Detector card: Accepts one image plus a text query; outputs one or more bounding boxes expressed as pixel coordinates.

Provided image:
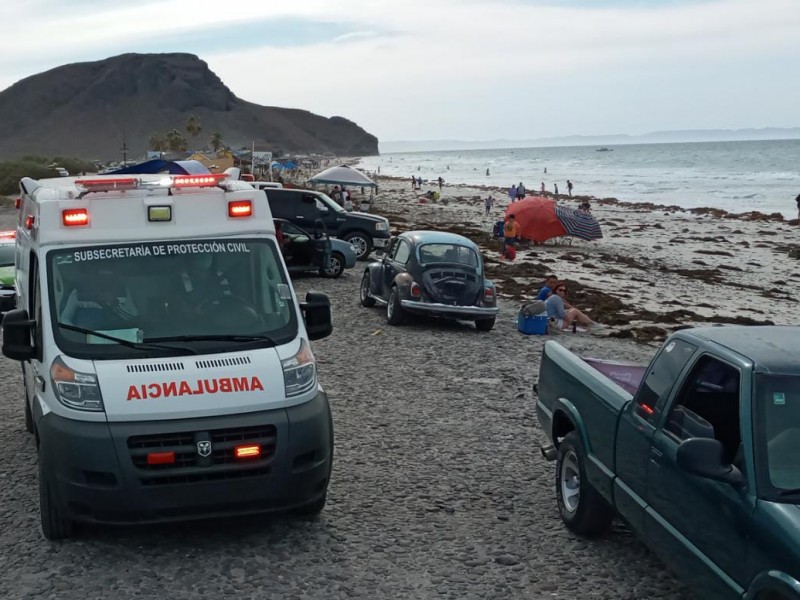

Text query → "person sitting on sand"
[536,275,559,301]
[545,283,594,332]
[503,214,519,254]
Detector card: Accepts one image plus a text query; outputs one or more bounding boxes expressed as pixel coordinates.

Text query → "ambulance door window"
[29,253,42,358]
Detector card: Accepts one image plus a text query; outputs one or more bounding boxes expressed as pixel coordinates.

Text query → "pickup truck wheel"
[386,286,404,325]
[556,431,614,536]
[321,252,345,278]
[475,317,496,332]
[343,232,373,261]
[360,272,376,307]
[39,445,75,541]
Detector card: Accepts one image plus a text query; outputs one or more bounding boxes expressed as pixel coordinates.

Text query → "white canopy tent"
[308,165,377,188]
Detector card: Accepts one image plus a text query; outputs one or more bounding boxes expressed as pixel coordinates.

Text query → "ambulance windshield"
[47,238,297,358]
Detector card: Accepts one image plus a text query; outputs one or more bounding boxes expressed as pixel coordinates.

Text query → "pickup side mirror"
[300,291,332,341]
[676,437,745,488]
[2,308,36,361]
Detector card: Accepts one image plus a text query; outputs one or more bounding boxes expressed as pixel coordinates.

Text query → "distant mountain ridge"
[381,127,800,153]
[0,53,379,160]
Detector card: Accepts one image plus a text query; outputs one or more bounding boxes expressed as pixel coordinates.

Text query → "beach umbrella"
[309,164,377,188]
[505,196,567,242]
[554,205,603,241]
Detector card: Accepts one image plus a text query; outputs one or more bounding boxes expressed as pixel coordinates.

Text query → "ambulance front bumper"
[37,391,332,525]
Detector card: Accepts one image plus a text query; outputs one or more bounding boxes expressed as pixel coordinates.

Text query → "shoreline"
[374,174,798,225]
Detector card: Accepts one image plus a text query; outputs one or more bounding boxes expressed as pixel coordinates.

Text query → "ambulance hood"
[95,348,289,421]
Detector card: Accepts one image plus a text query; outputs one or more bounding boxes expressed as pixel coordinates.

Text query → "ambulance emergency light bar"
[74,173,228,194]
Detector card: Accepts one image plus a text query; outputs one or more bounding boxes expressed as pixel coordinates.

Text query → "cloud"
[2,0,799,140]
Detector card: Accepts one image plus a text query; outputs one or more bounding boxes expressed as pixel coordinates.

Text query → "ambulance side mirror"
[300,291,332,341]
[1,308,36,361]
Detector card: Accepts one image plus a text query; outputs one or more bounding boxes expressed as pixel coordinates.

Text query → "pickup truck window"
[633,339,697,419]
[665,355,742,466]
[756,373,800,495]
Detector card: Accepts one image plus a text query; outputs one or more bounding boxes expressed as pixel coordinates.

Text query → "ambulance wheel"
[39,446,75,541]
[24,397,34,434]
[294,492,327,519]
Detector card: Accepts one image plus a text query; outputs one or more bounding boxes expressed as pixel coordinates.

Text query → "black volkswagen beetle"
[359,231,498,331]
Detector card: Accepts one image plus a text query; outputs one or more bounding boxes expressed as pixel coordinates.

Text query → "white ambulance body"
[5,173,334,540]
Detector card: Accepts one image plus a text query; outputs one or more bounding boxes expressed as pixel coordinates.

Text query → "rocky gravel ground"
[0,197,694,599]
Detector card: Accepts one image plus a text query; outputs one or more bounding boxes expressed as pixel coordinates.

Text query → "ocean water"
[356,139,800,219]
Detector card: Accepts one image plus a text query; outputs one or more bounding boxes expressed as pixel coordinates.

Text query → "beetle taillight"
[410,282,422,298]
[483,287,495,302]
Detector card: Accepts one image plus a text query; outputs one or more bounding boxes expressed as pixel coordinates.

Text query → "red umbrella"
[505,196,567,242]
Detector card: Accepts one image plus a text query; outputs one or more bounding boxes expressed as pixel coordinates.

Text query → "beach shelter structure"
[309,165,377,188]
[505,196,603,242]
[505,196,566,242]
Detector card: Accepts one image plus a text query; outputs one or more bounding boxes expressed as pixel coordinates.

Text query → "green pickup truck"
[535,326,800,600]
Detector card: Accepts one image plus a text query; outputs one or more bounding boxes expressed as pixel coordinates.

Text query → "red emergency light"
[234,444,261,459]
[24,215,35,230]
[14,197,21,209]
[172,174,228,188]
[75,177,139,192]
[62,208,90,227]
[228,200,253,218]
[146,451,176,465]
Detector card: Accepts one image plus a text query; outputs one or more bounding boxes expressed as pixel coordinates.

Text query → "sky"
[2,0,800,145]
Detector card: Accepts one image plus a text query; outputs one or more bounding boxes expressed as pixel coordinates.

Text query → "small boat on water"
[596,147,613,152]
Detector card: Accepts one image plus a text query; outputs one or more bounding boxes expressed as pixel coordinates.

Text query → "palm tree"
[148,133,167,152]
[166,128,187,152]
[186,115,202,139]
[210,132,223,152]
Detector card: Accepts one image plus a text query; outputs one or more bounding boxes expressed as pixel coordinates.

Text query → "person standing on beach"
[517,182,526,200]
[417,176,423,190]
[796,193,800,222]
[438,176,444,190]
[508,184,517,203]
[554,183,559,198]
[411,175,416,191]
[541,182,545,194]
[503,214,519,255]
[484,196,494,216]
[567,180,573,197]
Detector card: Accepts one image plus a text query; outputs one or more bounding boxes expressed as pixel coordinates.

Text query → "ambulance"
[4,172,334,540]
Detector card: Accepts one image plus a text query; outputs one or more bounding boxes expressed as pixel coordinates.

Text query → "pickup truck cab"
[536,326,800,600]
[6,172,334,540]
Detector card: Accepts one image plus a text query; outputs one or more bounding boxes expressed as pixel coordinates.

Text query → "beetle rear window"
[418,244,478,267]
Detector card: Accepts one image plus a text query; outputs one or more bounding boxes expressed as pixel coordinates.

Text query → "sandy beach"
[364,175,800,347]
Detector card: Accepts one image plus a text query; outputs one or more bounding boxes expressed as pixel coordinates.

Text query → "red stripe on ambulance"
[127,377,264,401]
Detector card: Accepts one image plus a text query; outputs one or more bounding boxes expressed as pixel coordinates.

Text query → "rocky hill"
[0,53,379,160]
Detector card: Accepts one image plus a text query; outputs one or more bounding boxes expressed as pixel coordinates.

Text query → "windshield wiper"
[58,323,198,355]
[144,334,277,346]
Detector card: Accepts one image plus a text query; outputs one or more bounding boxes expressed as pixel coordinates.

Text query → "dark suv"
[264,188,390,260]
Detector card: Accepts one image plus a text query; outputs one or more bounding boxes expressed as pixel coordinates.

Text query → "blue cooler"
[518,314,549,335]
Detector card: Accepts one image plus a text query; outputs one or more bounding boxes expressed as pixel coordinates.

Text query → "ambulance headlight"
[281,339,316,397]
[50,356,104,412]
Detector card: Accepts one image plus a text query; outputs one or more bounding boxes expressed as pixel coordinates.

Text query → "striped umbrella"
[554,205,603,241]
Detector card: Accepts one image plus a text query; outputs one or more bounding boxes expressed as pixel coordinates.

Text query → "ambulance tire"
[24,397,33,434]
[39,444,75,541]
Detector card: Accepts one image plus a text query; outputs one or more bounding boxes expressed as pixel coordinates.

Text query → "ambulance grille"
[126,362,185,373]
[195,356,252,369]
[128,425,277,486]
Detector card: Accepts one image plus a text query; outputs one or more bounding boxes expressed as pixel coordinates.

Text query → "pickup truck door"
[615,338,698,536]
[645,353,752,600]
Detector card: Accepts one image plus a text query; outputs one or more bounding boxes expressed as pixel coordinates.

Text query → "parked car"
[265,188,390,260]
[275,219,356,278]
[359,231,498,330]
[0,231,16,313]
[535,326,800,600]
